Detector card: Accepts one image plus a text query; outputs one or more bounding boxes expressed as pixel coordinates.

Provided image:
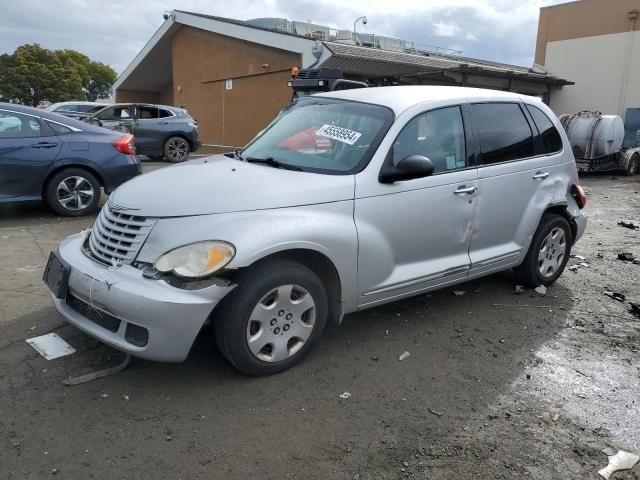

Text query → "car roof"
[315,86,542,115]
[104,103,177,109]
[49,101,103,107]
[0,102,119,135]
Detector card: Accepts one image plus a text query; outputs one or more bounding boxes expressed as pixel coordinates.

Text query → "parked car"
[45,101,106,120]
[86,103,200,162]
[0,103,141,216]
[45,86,587,376]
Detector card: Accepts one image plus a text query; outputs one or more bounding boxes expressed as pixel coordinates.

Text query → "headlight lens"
[154,241,235,278]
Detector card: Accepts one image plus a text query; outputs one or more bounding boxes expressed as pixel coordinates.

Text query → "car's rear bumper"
[573,210,588,244]
[51,233,234,362]
[190,133,201,152]
[102,158,141,193]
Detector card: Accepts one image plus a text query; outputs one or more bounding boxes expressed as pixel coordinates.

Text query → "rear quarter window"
[526,104,563,154]
[471,103,535,164]
[45,121,74,135]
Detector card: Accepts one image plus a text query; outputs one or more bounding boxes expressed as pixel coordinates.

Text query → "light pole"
[353,16,368,45]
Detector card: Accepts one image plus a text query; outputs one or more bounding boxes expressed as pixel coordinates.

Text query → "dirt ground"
[1,166,639,480]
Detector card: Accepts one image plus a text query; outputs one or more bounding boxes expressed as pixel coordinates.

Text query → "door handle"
[533,171,549,180]
[159,121,169,125]
[31,142,58,149]
[453,185,477,195]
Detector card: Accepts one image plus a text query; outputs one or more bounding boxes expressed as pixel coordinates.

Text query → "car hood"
[109,155,355,217]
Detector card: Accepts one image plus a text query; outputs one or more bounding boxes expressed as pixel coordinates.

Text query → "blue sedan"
[0,103,141,216]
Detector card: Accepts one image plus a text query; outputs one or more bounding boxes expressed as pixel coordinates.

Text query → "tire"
[624,154,638,176]
[45,168,101,217]
[164,136,190,163]
[514,213,573,288]
[214,258,328,376]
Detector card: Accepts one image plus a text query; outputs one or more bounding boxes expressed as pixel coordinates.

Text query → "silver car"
[44,86,587,376]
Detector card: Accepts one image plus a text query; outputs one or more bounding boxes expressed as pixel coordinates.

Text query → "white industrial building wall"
[545,31,640,116]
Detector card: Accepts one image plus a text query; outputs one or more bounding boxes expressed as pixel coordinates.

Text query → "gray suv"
[88,103,200,162]
[45,86,587,376]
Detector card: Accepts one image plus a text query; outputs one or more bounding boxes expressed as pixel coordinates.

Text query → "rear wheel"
[624,154,638,176]
[164,136,190,163]
[514,213,572,288]
[214,258,328,376]
[45,168,100,216]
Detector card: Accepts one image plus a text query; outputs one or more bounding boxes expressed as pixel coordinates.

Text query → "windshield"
[241,97,393,174]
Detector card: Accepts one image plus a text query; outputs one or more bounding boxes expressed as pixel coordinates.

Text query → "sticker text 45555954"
[316,124,362,145]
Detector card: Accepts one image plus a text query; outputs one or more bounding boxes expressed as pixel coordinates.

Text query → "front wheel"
[214,258,328,376]
[514,213,572,288]
[164,136,190,163]
[45,168,101,216]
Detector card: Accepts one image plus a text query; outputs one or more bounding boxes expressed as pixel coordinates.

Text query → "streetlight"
[353,16,368,45]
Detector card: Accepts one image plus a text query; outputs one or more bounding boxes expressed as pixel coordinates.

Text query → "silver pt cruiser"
[44,86,587,376]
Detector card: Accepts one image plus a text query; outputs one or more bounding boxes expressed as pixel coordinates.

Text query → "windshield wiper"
[245,157,303,171]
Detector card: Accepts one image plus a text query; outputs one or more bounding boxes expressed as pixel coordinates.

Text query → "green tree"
[0,43,117,106]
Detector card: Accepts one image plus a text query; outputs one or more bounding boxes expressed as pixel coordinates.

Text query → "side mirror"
[379,155,434,183]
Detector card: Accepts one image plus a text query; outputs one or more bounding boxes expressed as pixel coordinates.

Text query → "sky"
[0,0,568,75]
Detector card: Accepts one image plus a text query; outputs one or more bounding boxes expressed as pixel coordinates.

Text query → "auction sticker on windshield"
[316,124,362,145]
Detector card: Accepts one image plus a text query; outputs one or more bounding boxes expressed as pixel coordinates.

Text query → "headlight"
[154,241,235,278]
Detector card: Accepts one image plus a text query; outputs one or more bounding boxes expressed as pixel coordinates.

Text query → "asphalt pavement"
[1,164,639,479]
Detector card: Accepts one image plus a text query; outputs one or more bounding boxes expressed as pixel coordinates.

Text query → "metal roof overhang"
[320,42,573,86]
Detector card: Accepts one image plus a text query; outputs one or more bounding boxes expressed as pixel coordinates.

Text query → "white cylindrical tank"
[559,111,624,159]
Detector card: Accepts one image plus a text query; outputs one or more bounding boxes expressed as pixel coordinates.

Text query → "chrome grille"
[88,204,156,265]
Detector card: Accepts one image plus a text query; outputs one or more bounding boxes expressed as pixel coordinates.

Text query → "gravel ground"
[0,167,639,479]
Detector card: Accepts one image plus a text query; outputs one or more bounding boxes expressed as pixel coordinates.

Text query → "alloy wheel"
[56,176,95,211]
[167,138,188,162]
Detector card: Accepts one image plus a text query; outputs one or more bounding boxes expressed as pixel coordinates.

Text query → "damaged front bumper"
[50,233,234,362]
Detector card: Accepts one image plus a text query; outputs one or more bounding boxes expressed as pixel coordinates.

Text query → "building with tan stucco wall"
[535,0,640,117]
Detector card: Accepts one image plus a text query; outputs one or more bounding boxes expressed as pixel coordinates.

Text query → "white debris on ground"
[398,351,410,361]
[598,450,640,479]
[25,333,76,360]
[339,392,351,399]
[534,285,547,296]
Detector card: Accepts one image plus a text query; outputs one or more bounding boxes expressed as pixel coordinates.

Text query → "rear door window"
[471,103,535,164]
[98,106,132,120]
[138,106,160,119]
[0,111,42,138]
[158,109,174,118]
[526,104,563,154]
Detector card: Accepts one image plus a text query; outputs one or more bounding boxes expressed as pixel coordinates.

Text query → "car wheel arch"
[42,164,105,199]
[541,203,577,245]
[226,248,344,325]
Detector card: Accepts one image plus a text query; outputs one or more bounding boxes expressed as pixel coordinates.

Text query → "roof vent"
[335,29,355,45]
